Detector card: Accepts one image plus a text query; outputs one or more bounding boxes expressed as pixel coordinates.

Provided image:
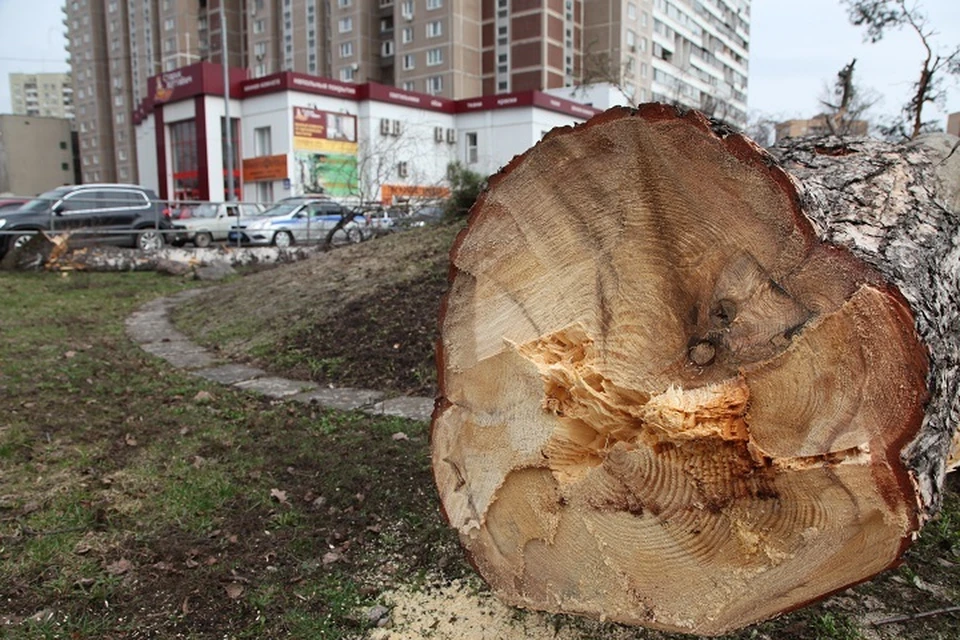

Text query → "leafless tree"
[842,0,960,139]
[817,58,880,136]
[577,38,638,104]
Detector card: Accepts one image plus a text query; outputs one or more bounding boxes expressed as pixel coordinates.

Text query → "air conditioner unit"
[446,128,456,143]
[380,118,391,135]
[392,119,402,136]
[434,126,444,142]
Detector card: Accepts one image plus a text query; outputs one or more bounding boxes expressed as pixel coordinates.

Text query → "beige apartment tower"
[9,73,75,120]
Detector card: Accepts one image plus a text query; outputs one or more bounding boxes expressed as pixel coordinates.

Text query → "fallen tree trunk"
[431,104,960,636]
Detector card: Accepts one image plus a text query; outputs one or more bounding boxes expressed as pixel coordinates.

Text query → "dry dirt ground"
[167,222,960,640]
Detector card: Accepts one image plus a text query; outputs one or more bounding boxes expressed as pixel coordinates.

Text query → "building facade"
[774,114,869,142]
[133,62,596,204]
[0,115,77,195]
[67,0,750,185]
[9,73,75,120]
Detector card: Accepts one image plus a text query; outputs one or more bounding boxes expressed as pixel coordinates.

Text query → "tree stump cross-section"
[432,105,958,636]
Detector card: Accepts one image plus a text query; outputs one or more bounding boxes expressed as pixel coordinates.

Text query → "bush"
[445,162,486,218]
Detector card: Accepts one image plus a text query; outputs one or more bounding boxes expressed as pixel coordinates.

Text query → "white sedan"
[228,198,365,247]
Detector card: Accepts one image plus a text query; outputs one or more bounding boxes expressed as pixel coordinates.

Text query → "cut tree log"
[431,104,960,636]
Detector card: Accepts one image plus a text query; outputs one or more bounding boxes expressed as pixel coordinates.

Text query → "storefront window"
[221,117,242,201]
[169,119,199,201]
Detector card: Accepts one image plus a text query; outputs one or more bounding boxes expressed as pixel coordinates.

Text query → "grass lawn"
[0,266,957,640]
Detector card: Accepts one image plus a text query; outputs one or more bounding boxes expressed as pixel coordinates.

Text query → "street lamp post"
[220,1,235,202]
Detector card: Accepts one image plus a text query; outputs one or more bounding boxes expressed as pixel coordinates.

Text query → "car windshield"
[191,204,220,219]
[260,201,306,217]
[18,187,72,213]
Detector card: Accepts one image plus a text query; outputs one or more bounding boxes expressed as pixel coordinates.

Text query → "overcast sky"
[0,0,957,128]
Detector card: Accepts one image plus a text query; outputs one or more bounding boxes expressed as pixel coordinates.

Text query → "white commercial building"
[133,63,599,206]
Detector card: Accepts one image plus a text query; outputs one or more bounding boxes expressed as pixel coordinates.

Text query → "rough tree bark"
[431,105,959,636]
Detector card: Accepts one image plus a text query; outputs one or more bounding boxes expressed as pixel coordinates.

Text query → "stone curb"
[126,292,435,422]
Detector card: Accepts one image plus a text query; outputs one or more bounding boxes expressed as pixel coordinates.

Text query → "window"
[256,182,273,204]
[427,0,441,8]
[402,81,415,91]
[465,132,478,163]
[114,95,124,106]
[401,0,413,17]
[164,18,174,31]
[427,20,442,37]
[340,41,353,57]
[626,29,636,49]
[338,17,352,32]
[338,0,350,6]
[254,42,266,56]
[253,19,265,34]
[402,54,415,70]
[380,17,393,32]
[340,66,356,81]
[254,126,272,156]
[427,75,443,94]
[427,48,443,65]
[381,40,394,56]
[401,27,413,43]
[116,113,125,124]
[59,141,68,150]
[255,63,267,77]
[397,161,408,178]
[627,2,636,19]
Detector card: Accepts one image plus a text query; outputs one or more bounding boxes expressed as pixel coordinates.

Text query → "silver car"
[227,197,364,247]
[177,202,265,247]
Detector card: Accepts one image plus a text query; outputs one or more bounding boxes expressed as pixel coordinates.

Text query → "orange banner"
[381,184,450,205]
[242,154,288,182]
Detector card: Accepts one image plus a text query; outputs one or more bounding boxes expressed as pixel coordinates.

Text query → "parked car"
[0,184,184,257]
[176,202,265,247]
[228,197,364,247]
[395,205,446,229]
[0,198,28,213]
[352,206,397,240]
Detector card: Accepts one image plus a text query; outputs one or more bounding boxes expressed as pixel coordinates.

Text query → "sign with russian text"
[292,107,358,197]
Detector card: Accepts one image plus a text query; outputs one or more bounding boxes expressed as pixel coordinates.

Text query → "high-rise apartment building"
[581,0,748,125]
[481,0,581,95]
[9,73,75,120]
[66,0,748,184]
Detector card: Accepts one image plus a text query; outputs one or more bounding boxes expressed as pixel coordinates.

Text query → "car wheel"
[346,227,363,243]
[194,232,213,248]
[11,233,34,250]
[137,229,165,252]
[273,230,293,248]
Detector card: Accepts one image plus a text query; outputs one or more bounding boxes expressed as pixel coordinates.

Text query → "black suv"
[0,184,184,257]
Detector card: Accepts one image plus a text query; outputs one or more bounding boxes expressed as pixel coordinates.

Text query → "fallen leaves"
[224,583,245,599]
[270,488,289,505]
[106,558,133,575]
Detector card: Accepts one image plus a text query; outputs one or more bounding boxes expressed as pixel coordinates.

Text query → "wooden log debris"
[431,104,960,636]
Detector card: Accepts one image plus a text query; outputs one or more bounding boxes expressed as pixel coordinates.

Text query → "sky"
[0,0,957,129]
